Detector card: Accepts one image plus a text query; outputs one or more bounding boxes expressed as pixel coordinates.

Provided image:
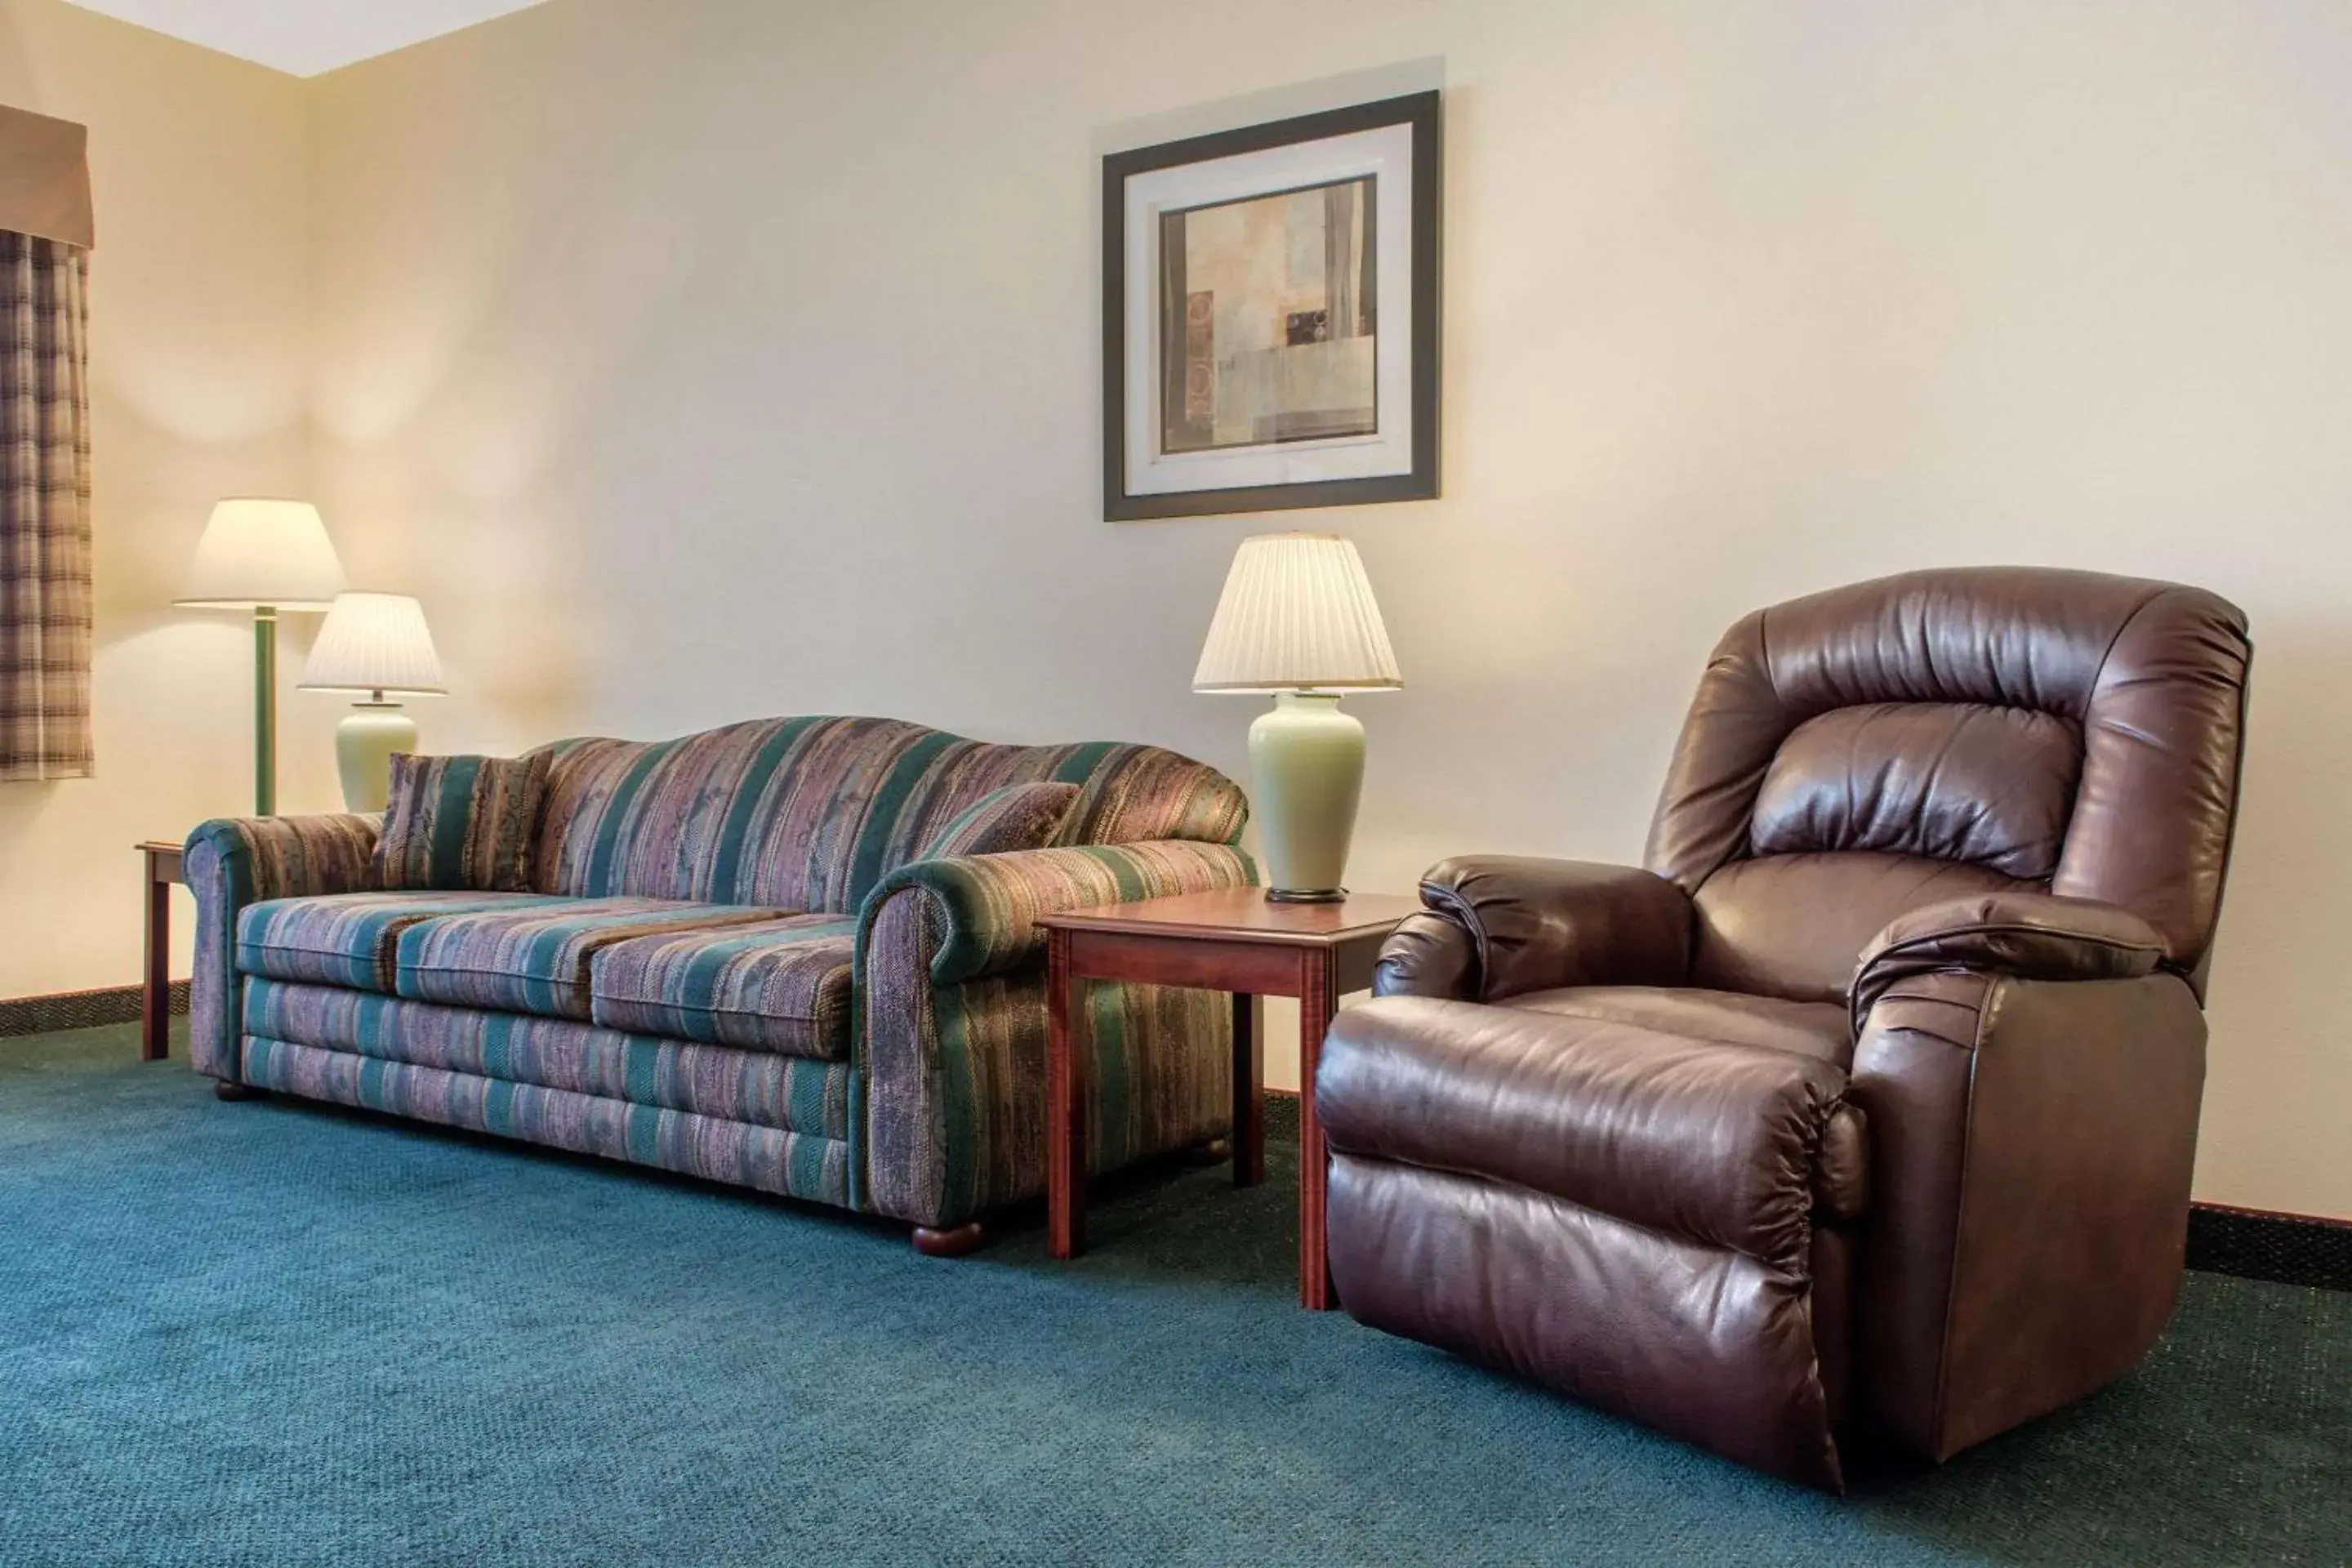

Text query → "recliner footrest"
[1325,1155,1846,1490]
[1318,995,1866,1490]
[1318,996,1860,1270]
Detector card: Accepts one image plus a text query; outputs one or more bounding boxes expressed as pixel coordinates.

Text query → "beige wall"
[301,0,2352,1217]
[0,0,326,991]
[13,0,2352,1217]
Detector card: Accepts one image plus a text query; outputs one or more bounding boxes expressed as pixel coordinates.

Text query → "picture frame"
[1102,91,1441,522]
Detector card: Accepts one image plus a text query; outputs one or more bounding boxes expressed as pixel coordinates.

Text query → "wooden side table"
[138,841,185,1063]
[1039,888,1417,1309]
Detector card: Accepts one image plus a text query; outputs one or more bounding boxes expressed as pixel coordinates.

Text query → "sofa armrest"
[184,813,383,898]
[1850,891,2166,1034]
[853,840,1256,1228]
[1392,855,1693,1003]
[855,840,1258,988]
[182,813,383,1080]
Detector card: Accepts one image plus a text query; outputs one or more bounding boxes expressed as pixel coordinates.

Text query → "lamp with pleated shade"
[1193,532,1401,902]
[175,499,348,814]
[300,592,447,812]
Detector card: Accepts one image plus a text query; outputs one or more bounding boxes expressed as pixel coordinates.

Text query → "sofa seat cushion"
[1503,986,1853,1067]
[394,898,788,1020]
[237,891,574,993]
[588,914,859,1060]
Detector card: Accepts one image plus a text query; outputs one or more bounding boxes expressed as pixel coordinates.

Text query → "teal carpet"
[3,1024,2346,1566]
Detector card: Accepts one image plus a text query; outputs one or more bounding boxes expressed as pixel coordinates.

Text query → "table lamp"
[299,592,447,812]
[175,499,348,815]
[1193,532,1402,902]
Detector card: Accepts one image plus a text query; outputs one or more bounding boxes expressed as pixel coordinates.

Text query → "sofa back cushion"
[375,751,550,892]
[530,716,1245,912]
[920,782,1081,860]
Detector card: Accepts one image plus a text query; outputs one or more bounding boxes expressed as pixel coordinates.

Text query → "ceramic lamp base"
[1247,691,1365,903]
[336,703,417,813]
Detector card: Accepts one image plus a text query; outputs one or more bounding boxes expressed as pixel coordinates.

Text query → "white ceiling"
[63,0,551,78]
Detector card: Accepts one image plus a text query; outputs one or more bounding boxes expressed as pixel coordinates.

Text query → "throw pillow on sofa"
[921,782,1081,860]
[374,751,550,892]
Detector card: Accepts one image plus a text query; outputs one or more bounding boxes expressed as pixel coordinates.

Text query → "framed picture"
[1102,91,1441,521]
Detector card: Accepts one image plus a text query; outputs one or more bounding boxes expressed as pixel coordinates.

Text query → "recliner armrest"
[1850,891,2167,1033]
[1382,855,1692,1003]
[1370,913,1482,1000]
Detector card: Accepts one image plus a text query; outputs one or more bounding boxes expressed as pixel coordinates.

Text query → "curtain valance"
[0,104,94,252]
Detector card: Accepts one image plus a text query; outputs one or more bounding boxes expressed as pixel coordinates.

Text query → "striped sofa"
[184,716,1256,1252]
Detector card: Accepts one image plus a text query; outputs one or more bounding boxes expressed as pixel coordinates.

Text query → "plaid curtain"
[0,229,92,781]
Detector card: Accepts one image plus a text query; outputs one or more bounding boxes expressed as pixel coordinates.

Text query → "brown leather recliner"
[1316,567,2252,1490]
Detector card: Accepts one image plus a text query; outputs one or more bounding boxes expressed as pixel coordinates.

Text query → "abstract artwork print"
[1158,176,1376,453]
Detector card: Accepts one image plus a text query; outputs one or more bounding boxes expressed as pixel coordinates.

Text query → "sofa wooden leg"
[212,1080,266,1102]
[911,1221,987,1258]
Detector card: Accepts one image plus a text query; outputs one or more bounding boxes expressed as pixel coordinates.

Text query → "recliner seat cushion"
[394,898,786,1019]
[237,890,572,993]
[589,915,858,1059]
[1505,985,1852,1066]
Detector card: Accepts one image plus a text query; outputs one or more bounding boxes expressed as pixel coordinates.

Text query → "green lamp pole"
[176,500,347,817]
[252,605,277,816]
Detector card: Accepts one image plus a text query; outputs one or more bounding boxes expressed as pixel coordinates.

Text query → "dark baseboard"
[0,981,188,1039]
[2187,1202,2352,1292]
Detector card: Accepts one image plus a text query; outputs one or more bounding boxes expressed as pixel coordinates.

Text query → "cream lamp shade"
[175,499,349,609]
[299,592,446,813]
[1193,532,1401,903]
[174,497,348,817]
[1192,532,1403,693]
[300,592,447,697]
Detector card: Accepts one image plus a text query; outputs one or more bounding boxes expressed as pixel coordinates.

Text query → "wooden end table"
[1039,888,1418,1309]
[137,840,186,1062]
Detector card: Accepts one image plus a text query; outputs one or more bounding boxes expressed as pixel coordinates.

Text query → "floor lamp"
[176,499,348,816]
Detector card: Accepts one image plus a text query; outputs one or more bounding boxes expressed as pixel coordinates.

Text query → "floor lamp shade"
[175,499,347,610]
[174,498,348,816]
[1194,533,1401,902]
[300,592,446,813]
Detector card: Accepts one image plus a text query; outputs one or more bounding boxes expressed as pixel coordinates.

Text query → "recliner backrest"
[528,716,1247,912]
[1643,568,2251,1004]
